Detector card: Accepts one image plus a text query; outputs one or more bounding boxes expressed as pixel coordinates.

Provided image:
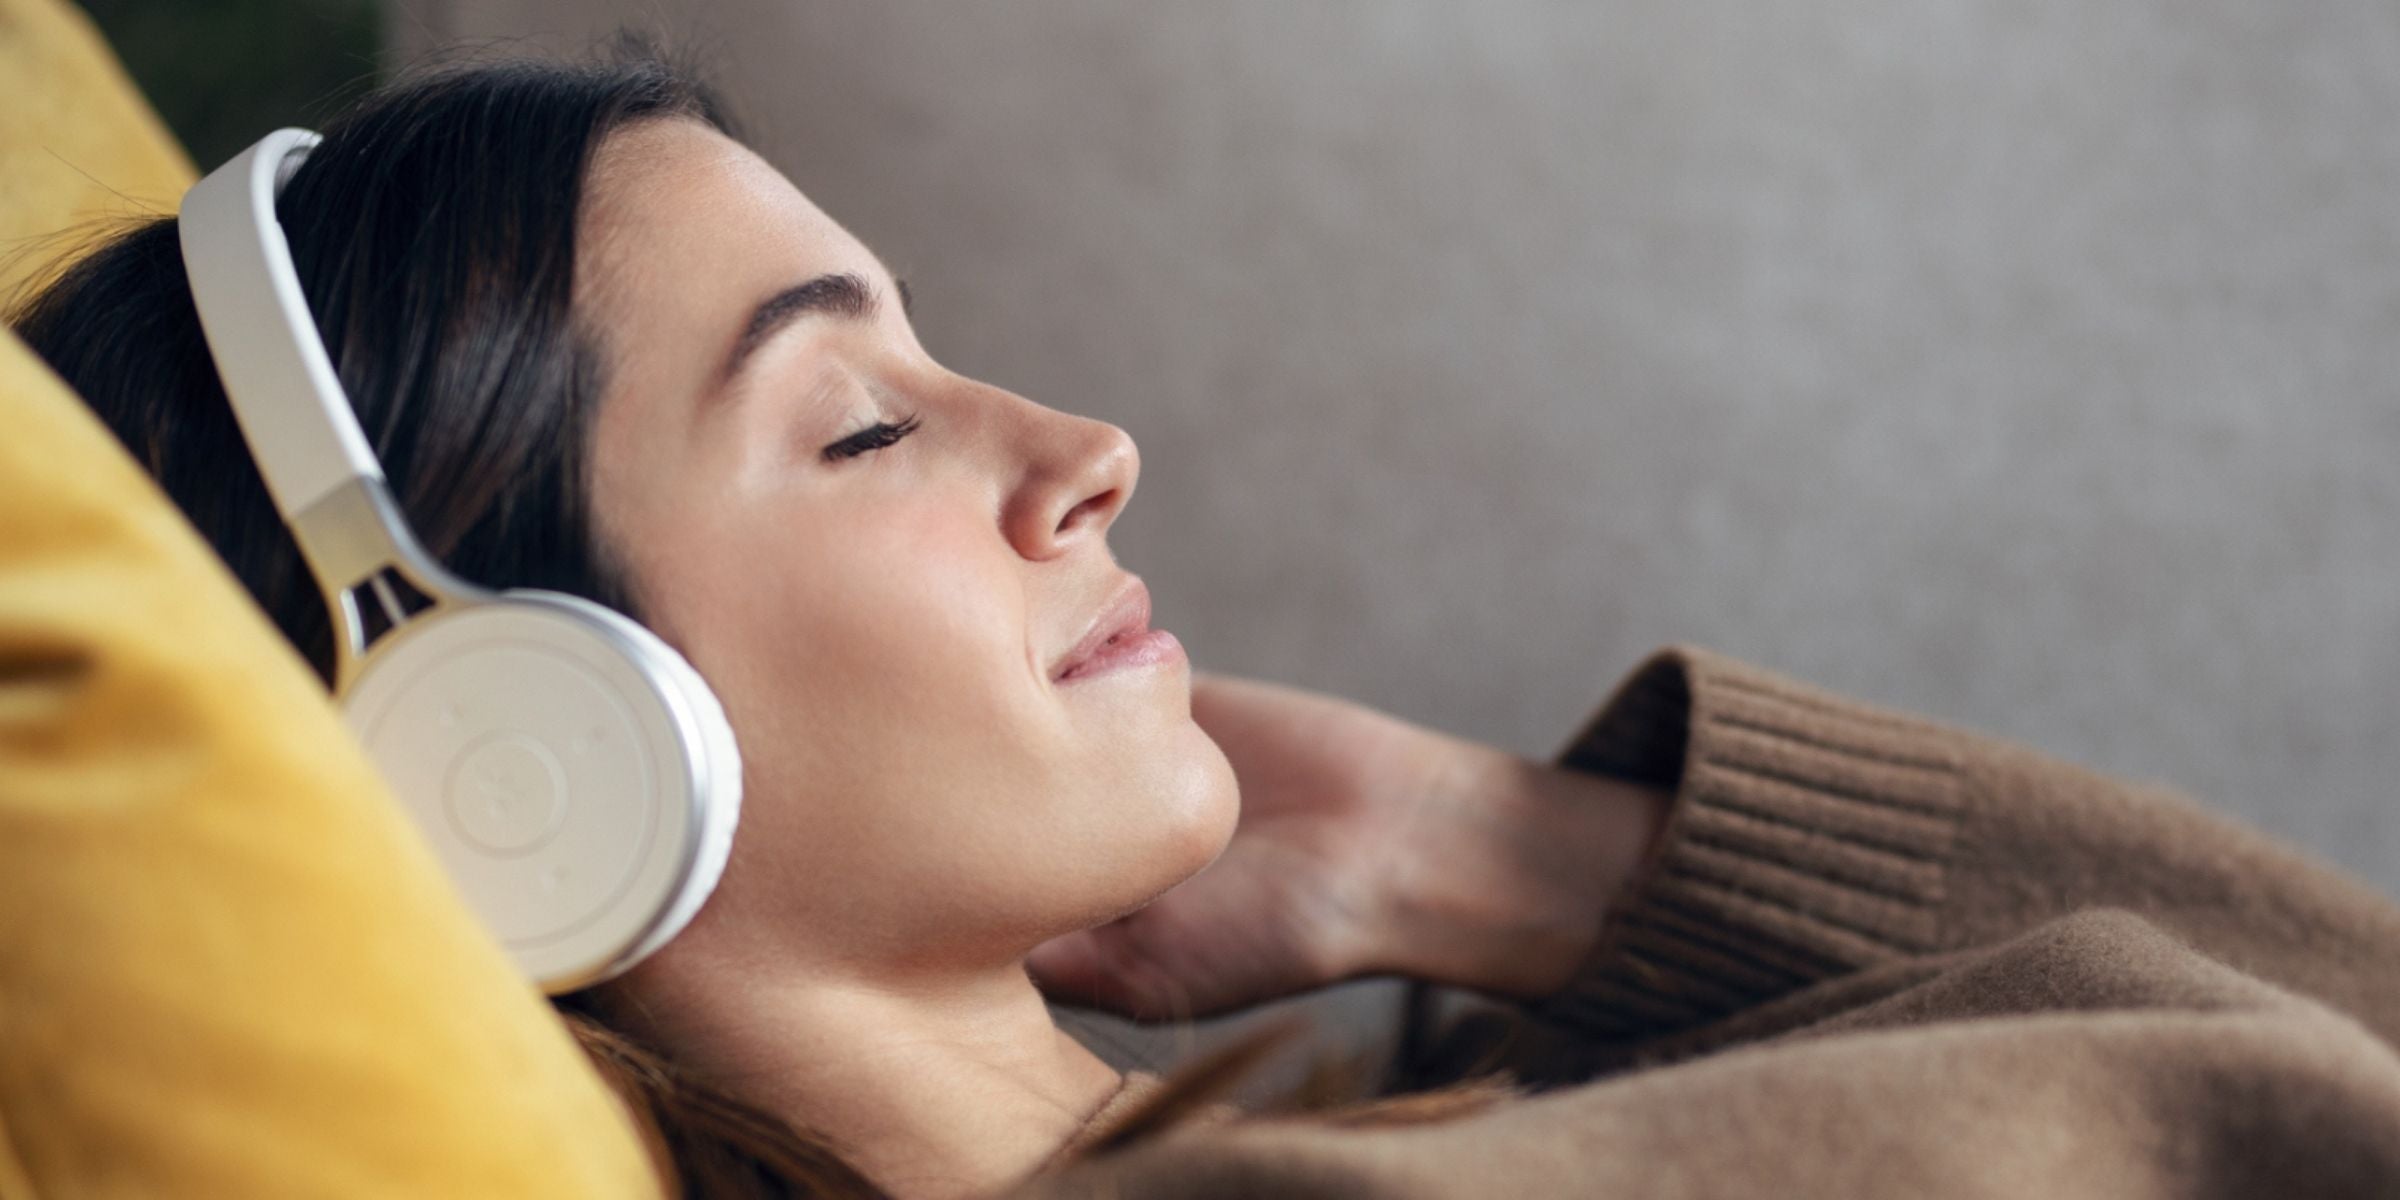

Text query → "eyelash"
[822,412,922,462]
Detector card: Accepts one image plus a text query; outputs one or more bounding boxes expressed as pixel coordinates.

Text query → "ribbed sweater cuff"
[1522,644,1972,1042]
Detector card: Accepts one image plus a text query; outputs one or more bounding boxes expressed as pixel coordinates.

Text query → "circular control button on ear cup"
[446,732,570,855]
[340,598,728,991]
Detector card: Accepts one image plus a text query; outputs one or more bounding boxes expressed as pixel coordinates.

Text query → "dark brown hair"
[8,40,1517,1198]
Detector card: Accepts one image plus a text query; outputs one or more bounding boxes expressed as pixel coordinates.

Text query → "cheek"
[621,489,1232,945]
[648,498,1060,806]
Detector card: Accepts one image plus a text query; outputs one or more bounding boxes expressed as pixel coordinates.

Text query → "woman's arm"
[1022,908,2400,1200]
[1352,733,1673,1001]
[1383,643,2400,1058]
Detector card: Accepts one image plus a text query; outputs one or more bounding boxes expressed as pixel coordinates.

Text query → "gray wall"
[396,0,2400,1078]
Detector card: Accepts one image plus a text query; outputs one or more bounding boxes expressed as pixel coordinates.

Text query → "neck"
[614,953,1125,1200]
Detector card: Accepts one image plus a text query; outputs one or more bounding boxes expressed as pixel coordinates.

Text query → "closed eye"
[822,413,922,462]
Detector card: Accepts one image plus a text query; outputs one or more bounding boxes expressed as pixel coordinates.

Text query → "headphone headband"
[180,128,490,686]
[178,128,387,521]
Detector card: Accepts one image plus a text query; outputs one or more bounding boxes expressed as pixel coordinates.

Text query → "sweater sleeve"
[1019,909,2400,1200]
[1482,642,2400,1060]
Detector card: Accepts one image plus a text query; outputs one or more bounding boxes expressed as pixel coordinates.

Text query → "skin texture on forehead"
[574,118,919,466]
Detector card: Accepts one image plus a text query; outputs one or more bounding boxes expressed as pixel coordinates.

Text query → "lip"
[1051,577,1184,683]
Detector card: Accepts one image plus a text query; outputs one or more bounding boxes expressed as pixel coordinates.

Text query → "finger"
[1024,930,1112,1004]
[1027,922,1203,1023]
[1188,671,1275,719]
[1190,665,1269,690]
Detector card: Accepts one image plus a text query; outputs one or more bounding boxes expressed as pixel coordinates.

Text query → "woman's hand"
[1024,670,1673,1021]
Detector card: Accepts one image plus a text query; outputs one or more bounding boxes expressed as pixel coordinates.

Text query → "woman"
[14,44,2400,1200]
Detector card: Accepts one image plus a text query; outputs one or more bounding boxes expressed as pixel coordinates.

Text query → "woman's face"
[573,119,1238,976]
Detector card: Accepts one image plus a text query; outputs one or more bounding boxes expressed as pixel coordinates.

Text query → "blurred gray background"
[137,0,2400,1080]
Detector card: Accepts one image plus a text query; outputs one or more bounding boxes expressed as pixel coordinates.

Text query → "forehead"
[575,120,879,392]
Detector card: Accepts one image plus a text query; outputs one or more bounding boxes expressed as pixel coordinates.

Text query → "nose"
[1003,402,1140,560]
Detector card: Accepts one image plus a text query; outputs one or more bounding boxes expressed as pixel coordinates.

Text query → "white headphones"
[177,128,743,994]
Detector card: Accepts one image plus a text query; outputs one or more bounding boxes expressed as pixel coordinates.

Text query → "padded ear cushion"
[339,592,743,993]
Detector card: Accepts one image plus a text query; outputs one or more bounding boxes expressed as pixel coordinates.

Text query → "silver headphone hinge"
[290,477,493,692]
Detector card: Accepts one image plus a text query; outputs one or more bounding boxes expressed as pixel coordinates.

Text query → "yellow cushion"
[0,324,664,1194]
[0,0,194,301]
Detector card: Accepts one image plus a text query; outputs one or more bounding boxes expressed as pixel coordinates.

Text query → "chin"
[1159,728,1243,881]
[1091,730,1240,919]
[1014,724,1240,947]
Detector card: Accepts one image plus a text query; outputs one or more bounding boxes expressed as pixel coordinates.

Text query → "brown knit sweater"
[1014,643,2400,1198]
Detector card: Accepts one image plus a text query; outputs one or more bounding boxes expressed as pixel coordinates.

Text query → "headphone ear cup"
[601,597,745,974]
[339,592,743,993]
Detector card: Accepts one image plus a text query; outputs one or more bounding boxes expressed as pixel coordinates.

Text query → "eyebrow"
[712,270,915,400]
